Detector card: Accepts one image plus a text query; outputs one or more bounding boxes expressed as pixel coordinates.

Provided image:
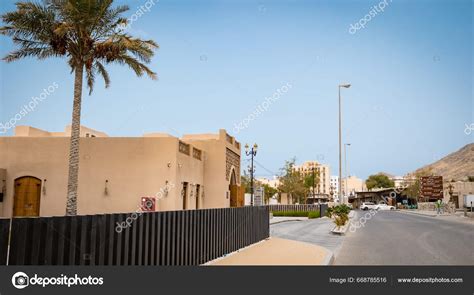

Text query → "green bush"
[272,211,320,218]
[325,207,334,218]
[334,214,348,227]
[333,204,351,215]
[333,211,349,227]
[308,211,320,219]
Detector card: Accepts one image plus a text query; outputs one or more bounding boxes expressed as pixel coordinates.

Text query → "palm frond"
[113,54,157,80]
[94,61,110,88]
[2,0,158,93]
[3,47,58,62]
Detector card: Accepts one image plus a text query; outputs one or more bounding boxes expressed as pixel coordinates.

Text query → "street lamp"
[338,83,351,204]
[245,143,258,206]
[312,167,316,204]
[344,143,351,200]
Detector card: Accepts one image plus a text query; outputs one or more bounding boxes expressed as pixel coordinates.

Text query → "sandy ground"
[208,237,332,266]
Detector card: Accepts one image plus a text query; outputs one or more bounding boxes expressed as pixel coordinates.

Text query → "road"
[271,211,474,265]
[270,216,346,254]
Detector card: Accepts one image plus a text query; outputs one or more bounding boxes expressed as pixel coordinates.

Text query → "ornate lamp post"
[245,143,258,206]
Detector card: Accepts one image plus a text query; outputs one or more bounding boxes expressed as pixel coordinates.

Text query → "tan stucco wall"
[0,127,240,217]
[182,130,241,209]
[443,181,474,207]
[343,176,366,195]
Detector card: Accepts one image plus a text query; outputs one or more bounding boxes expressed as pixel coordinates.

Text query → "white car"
[375,203,396,210]
[360,202,377,211]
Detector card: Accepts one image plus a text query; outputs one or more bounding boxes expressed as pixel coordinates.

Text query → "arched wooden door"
[13,177,41,217]
[229,169,238,207]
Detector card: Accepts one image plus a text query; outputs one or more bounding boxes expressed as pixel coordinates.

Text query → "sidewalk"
[398,209,474,224]
[399,209,449,217]
[207,237,333,266]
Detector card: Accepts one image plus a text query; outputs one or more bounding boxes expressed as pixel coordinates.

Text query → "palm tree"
[1,0,158,215]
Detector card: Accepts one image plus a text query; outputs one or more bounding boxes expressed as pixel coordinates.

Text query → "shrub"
[334,214,347,227]
[272,211,321,218]
[308,211,320,219]
[325,207,334,218]
[330,205,350,227]
[333,204,351,215]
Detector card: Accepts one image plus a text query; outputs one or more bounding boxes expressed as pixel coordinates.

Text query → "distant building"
[257,176,280,190]
[342,175,367,196]
[375,172,409,188]
[293,161,331,198]
[0,125,242,217]
[256,177,280,204]
[330,176,339,196]
[444,181,474,208]
[392,176,406,188]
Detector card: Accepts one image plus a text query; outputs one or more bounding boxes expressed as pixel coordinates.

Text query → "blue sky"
[0,0,472,180]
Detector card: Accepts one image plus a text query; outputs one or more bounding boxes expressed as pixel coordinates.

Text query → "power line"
[253,159,279,176]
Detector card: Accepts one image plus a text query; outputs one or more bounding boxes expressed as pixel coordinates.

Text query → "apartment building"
[293,161,331,197]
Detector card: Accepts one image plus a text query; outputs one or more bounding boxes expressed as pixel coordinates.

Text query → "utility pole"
[312,167,316,204]
[338,83,351,204]
[344,143,351,199]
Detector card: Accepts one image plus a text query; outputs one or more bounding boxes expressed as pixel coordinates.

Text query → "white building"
[257,176,280,189]
[330,176,339,196]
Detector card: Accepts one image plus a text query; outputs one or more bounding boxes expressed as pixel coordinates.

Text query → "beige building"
[443,181,474,208]
[342,175,367,196]
[0,125,242,218]
[293,161,331,197]
[257,177,280,189]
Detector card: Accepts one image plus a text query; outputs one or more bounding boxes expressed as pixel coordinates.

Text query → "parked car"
[375,203,396,210]
[360,202,377,210]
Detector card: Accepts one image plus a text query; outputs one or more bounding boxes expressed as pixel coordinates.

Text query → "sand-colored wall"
[182,129,241,209]
[0,136,207,217]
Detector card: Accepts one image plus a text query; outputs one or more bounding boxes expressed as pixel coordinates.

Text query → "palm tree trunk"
[66,64,84,216]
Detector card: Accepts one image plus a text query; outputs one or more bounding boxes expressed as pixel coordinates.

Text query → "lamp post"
[344,143,351,200]
[329,185,334,202]
[312,167,316,204]
[338,83,351,204]
[245,143,258,206]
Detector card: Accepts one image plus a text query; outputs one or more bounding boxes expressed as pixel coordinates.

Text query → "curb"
[270,219,303,225]
[322,249,335,265]
[270,217,309,225]
[330,211,355,235]
[397,210,446,218]
[331,223,349,234]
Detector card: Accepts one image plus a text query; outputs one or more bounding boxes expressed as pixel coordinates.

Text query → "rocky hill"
[412,143,474,181]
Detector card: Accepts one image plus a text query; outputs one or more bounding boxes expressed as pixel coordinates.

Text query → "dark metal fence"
[0,219,9,265]
[267,204,327,216]
[0,206,269,265]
